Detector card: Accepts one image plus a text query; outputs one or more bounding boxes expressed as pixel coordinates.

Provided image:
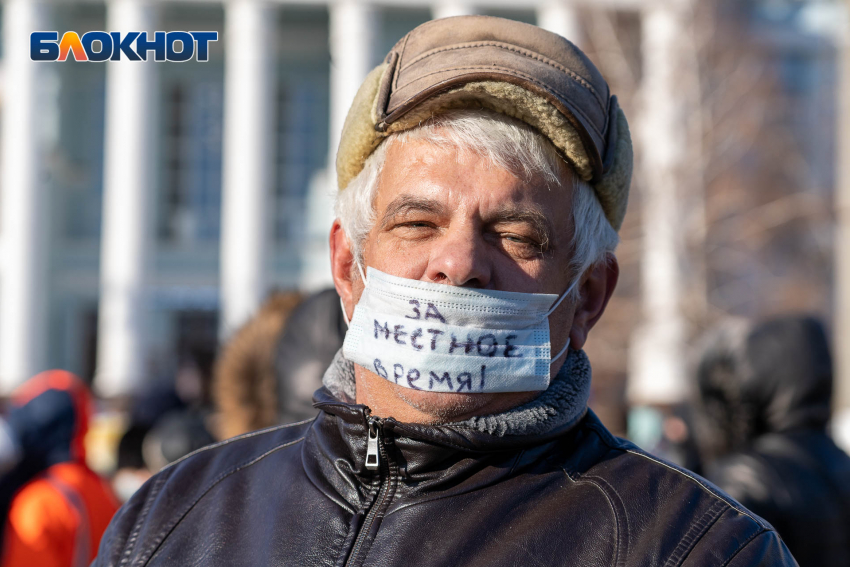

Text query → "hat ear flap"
[592,106,632,232]
[336,63,390,192]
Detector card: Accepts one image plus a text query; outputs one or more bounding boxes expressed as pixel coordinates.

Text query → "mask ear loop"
[550,337,571,365]
[545,276,581,364]
[543,276,580,318]
[340,298,350,328]
[341,261,369,328]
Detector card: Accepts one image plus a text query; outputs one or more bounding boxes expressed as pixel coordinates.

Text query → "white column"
[627,3,690,406]
[431,2,476,20]
[832,3,850,449]
[0,1,51,392]
[536,1,583,48]
[220,0,276,337]
[299,0,378,289]
[329,0,379,173]
[95,0,157,397]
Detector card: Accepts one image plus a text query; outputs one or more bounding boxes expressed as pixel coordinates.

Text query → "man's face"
[359,138,577,357]
[332,133,616,421]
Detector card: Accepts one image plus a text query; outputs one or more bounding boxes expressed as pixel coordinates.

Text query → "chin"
[356,368,541,423]
[393,385,538,423]
[393,388,496,422]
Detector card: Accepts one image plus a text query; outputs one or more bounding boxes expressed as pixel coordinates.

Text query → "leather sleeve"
[724,531,799,567]
[91,422,311,567]
[91,468,172,567]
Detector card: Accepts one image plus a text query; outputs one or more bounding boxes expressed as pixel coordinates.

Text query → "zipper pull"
[366,418,381,471]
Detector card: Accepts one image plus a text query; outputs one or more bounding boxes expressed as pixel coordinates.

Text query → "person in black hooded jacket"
[694,315,850,567]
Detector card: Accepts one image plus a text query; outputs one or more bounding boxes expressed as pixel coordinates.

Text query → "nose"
[424,225,492,288]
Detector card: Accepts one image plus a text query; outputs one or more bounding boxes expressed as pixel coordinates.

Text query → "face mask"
[342,265,579,394]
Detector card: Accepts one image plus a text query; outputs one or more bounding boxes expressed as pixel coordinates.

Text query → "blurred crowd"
[0,288,847,566]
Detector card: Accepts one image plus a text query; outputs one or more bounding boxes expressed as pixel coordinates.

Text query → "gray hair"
[334,110,618,299]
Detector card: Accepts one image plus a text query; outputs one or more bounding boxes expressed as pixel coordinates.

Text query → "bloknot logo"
[30,31,219,62]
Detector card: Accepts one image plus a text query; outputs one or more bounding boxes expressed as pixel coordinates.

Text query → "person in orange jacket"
[0,370,119,567]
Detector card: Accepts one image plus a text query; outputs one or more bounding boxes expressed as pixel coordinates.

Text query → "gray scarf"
[322,348,592,437]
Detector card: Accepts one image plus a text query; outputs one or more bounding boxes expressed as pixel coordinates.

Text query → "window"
[159,80,224,244]
[274,74,329,245]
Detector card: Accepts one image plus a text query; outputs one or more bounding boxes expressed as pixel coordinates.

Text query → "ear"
[569,254,619,350]
[330,220,357,321]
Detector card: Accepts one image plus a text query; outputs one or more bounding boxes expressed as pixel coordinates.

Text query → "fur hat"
[336,15,633,231]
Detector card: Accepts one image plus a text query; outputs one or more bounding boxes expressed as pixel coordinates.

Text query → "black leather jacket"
[95,354,796,566]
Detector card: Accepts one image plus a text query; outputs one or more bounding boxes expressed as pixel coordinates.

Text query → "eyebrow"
[378,195,449,230]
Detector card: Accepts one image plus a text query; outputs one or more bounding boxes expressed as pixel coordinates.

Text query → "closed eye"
[389,220,440,241]
[489,231,547,259]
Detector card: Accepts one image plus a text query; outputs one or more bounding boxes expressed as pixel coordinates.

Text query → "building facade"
[0,0,842,416]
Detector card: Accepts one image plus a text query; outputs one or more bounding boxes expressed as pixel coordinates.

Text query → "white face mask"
[342,265,579,393]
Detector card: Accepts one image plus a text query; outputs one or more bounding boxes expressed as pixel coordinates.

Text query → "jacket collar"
[315,348,591,449]
[306,351,592,510]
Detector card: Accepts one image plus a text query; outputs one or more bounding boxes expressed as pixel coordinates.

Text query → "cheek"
[548,304,576,346]
[350,273,366,304]
[364,232,431,280]
[552,297,575,325]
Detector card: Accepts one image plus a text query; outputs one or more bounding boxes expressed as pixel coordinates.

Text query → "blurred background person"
[273,288,347,424]
[139,348,217,469]
[213,289,346,439]
[111,422,152,504]
[109,384,186,502]
[140,407,217,472]
[0,371,119,567]
[213,291,303,439]
[110,363,218,501]
[693,315,850,567]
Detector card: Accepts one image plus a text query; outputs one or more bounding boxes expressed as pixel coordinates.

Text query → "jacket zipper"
[366,418,381,471]
[345,416,392,567]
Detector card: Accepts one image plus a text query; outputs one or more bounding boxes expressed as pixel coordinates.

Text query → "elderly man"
[94,16,796,566]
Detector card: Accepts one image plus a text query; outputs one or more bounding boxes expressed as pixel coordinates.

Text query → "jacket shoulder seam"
[135,437,305,566]
[663,498,727,567]
[624,449,767,529]
[719,527,770,567]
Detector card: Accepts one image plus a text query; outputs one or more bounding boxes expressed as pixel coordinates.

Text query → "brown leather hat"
[336,15,633,231]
